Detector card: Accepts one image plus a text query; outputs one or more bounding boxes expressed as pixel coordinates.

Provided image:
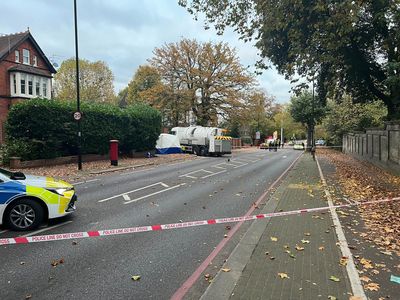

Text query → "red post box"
[110,140,119,166]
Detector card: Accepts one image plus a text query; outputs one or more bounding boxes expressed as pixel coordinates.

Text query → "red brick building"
[0,30,56,142]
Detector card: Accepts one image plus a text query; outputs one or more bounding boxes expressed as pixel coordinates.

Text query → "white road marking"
[122,194,131,201]
[283,155,287,158]
[20,221,73,237]
[201,170,227,179]
[124,183,186,204]
[98,182,165,202]
[179,169,209,178]
[183,175,198,179]
[123,167,155,175]
[231,159,249,165]
[201,169,214,174]
[73,179,99,186]
[316,155,366,299]
[211,164,227,170]
[160,182,169,188]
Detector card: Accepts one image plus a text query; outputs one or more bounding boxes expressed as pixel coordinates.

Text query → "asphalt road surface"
[0,148,301,300]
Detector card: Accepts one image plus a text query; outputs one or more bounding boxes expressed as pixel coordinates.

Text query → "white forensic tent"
[155,133,182,154]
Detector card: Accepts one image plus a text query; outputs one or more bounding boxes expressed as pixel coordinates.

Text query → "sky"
[1,0,293,104]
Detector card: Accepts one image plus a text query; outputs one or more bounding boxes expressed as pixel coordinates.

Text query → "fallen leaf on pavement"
[349,296,363,300]
[340,257,349,266]
[221,268,231,272]
[278,272,288,279]
[360,276,371,283]
[304,233,311,236]
[301,239,310,244]
[25,295,32,299]
[329,276,340,282]
[327,296,337,300]
[270,237,278,242]
[318,246,325,251]
[364,282,380,291]
[360,258,373,269]
[131,275,141,281]
[295,245,304,251]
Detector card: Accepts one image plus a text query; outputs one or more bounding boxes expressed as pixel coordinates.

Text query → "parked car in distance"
[315,139,326,146]
[293,141,305,150]
[0,168,77,231]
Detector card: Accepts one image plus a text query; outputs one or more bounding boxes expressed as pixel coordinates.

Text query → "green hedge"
[4,99,161,161]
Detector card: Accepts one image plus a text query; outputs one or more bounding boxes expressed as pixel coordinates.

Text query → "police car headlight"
[47,188,68,196]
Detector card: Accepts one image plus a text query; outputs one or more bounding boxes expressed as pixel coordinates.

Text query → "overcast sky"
[1,0,293,103]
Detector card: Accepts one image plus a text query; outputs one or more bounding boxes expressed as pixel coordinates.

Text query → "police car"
[0,168,77,231]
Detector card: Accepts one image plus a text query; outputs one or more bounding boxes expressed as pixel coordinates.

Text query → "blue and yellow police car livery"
[0,168,77,231]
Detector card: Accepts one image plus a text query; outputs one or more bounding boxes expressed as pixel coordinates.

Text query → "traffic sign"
[73,111,82,121]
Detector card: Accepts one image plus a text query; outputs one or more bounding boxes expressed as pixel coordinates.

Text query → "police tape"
[1,196,399,246]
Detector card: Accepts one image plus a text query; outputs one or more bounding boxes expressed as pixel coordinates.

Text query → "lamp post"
[74,0,82,170]
[312,78,315,149]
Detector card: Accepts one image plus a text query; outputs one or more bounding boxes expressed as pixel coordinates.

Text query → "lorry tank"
[171,126,232,156]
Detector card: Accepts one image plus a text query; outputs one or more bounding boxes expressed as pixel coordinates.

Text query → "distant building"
[0,30,56,142]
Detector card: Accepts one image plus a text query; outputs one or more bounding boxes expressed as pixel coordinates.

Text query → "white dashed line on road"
[201,170,227,179]
[98,182,166,203]
[122,194,131,201]
[124,183,186,204]
[73,179,100,186]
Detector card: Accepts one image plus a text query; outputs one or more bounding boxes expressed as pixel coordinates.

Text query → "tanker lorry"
[171,126,232,156]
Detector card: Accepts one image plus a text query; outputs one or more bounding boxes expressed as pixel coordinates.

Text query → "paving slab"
[202,154,354,300]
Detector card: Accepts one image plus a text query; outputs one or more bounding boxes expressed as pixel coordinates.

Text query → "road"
[0,148,301,299]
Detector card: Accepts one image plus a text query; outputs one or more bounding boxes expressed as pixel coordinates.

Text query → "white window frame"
[35,77,41,97]
[15,50,19,63]
[13,74,17,95]
[42,81,47,98]
[20,74,26,94]
[28,75,34,95]
[22,49,30,65]
[33,56,37,67]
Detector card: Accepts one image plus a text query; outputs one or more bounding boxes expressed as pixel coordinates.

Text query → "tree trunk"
[306,125,313,152]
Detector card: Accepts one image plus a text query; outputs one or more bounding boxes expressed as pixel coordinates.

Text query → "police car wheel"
[6,198,44,231]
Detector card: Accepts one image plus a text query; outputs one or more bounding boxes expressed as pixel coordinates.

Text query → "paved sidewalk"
[202,154,355,300]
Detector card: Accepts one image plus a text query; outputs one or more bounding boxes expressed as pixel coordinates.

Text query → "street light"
[74,0,82,170]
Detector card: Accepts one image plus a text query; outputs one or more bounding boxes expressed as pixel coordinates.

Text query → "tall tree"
[126,65,163,104]
[149,39,254,126]
[180,1,400,119]
[54,58,115,103]
[125,65,191,127]
[290,90,325,149]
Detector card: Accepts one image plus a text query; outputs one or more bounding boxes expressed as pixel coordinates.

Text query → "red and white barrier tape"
[1,196,399,246]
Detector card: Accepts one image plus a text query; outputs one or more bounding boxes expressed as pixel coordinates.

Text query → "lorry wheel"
[199,147,206,156]
[193,146,200,156]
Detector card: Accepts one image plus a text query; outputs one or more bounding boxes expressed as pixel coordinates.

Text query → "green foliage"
[290,91,325,128]
[180,0,400,119]
[4,99,161,161]
[54,58,116,104]
[322,95,387,145]
[228,120,240,138]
